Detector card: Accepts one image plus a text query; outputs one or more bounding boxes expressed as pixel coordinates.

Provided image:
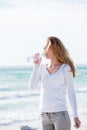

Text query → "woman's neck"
[48,59,61,67]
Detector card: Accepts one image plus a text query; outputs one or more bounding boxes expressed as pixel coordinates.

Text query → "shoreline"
[0,119,86,130]
[0,120,41,130]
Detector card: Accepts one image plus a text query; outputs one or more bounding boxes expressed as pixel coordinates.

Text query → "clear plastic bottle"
[27,53,46,63]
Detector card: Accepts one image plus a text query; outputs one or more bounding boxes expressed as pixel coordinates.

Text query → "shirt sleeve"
[29,64,41,90]
[64,64,78,117]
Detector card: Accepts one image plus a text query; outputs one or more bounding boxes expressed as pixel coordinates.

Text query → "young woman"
[29,36,81,130]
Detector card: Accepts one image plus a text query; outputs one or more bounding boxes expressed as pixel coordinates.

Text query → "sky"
[0,0,87,66]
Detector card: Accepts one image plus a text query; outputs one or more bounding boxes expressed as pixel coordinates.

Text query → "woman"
[29,36,81,130]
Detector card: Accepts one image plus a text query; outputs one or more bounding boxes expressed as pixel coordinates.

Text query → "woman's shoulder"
[63,63,71,72]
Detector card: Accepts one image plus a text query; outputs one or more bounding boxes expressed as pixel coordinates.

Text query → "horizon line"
[0,63,87,68]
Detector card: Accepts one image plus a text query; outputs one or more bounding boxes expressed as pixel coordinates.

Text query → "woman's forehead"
[43,40,49,47]
[43,40,51,49]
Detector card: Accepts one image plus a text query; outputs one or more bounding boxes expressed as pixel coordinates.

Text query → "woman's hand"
[74,117,81,129]
[33,53,42,65]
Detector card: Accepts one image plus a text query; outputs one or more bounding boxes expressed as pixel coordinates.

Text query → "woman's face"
[43,39,54,59]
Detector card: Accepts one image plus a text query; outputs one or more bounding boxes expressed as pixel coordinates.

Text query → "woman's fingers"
[74,117,81,129]
[33,53,42,64]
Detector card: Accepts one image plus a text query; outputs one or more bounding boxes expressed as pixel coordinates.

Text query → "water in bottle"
[27,52,46,63]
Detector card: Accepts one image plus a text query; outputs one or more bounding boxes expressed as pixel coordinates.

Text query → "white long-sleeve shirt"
[29,63,78,117]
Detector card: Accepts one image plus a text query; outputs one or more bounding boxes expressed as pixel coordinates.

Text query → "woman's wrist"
[33,63,40,68]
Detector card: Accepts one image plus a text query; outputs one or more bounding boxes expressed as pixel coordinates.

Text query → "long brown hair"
[48,36,76,77]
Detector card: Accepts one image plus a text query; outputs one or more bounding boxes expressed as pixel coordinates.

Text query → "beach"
[0,109,87,130]
[0,0,87,129]
[0,65,87,130]
[0,118,86,130]
[0,120,41,130]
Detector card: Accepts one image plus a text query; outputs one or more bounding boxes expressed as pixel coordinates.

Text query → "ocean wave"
[0,111,40,126]
[76,87,87,93]
[0,87,87,100]
[76,90,87,93]
[0,84,9,91]
[0,91,40,100]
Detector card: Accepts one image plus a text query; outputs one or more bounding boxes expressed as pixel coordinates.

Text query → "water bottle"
[27,52,46,63]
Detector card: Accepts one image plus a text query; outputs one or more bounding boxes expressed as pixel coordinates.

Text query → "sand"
[0,119,86,130]
[0,120,40,130]
[0,115,86,130]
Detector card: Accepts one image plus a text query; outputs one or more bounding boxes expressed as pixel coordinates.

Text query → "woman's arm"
[29,64,41,90]
[29,53,42,90]
[64,64,78,117]
[64,64,81,128]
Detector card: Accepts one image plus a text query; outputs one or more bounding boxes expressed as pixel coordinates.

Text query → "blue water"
[0,65,87,126]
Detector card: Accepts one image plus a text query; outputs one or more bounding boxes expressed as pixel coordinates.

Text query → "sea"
[0,64,87,126]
